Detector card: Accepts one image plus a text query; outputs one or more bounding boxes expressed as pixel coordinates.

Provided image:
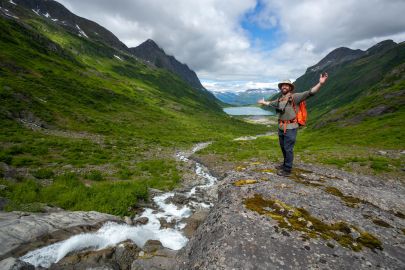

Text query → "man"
[258,73,328,176]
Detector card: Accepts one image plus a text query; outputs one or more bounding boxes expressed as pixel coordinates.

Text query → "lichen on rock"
[233,179,259,187]
[244,194,382,251]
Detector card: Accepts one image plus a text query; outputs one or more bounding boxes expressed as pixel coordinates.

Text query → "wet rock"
[0,257,34,270]
[51,240,139,270]
[158,218,176,229]
[124,216,133,225]
[182,209,209,238]
[133,217,149,226]
[142,240,163,253]
[131,247,177,270]
[0,211,120,259]
[165,194,189,206]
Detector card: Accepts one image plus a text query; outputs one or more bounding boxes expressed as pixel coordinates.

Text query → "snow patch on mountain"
[75,24,88,38]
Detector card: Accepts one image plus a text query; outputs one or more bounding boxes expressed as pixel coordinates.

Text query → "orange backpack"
[292,99,307,126]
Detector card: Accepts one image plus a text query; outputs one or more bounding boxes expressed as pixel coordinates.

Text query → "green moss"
[324,186,363,207]
[233,179,259,186]
[244,194,382,251]
[288,168,324,187]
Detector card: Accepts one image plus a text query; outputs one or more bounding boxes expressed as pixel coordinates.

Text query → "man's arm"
[309,72,328,95]
[294,72,329,103]
[258,98,278,107]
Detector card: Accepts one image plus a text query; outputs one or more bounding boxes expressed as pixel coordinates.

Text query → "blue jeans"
[278,128,297,172]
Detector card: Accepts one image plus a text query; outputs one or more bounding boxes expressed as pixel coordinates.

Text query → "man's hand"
[257,98,268,106]
[320,72,328,85]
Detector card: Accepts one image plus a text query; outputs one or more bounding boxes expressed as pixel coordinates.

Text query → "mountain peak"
[306,47,365,73]
[141,39,161,49]
[130,40,204,90]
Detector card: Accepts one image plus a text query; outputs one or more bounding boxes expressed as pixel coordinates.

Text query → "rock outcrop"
[178,160,405,269]
[0,209,120,260]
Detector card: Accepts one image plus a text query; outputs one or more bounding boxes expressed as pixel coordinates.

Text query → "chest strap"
[278,118,297,134]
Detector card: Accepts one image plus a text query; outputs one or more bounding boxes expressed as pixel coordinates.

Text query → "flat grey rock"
[0,210,120,259]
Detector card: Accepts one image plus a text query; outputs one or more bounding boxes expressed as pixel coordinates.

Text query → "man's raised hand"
[320,72,328,85]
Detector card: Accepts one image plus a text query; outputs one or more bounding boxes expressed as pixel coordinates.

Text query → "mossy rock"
[244,194,382,251]
[233,179,259,187]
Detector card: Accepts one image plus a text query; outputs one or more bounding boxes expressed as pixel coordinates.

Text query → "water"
[223,106,274,116]
[20,142,217,268]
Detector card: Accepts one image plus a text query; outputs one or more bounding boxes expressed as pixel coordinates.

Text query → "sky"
[57,0,405,92]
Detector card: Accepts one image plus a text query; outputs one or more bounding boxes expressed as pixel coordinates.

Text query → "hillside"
[0,0,268,215]
[294,40,404,125]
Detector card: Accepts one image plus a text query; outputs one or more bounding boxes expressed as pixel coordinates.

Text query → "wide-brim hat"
[278,79,295,91]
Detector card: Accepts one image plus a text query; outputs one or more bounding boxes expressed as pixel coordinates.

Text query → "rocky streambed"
[0,142,219,270]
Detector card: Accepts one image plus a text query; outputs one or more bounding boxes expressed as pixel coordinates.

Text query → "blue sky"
[59,0,405,92]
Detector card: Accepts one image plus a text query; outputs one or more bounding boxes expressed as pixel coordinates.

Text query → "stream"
[20,142,217,268]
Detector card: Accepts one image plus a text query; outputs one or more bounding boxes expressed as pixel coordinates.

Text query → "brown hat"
[278,79,295,91]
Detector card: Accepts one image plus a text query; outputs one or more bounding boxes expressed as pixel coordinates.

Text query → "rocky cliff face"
[130,39,205,90]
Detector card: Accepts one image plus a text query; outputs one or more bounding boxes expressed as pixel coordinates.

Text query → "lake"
[223,106,274,116]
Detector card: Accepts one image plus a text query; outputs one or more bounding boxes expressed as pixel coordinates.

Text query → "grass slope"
[0,12,267,215]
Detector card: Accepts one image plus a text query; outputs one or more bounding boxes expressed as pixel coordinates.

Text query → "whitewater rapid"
[20,142,216,268]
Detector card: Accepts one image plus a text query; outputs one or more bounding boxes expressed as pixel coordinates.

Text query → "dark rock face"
[177,160,405,269]
[12,0,128,51]
[130,39,204,90]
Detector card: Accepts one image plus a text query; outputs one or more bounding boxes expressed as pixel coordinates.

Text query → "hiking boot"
[277,169,291,177]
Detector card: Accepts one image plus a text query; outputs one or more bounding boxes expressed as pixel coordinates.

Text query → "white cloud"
[57,0,405,91]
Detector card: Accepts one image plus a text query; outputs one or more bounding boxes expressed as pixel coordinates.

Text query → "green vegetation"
[244,194,382,251]
[0,11,267,215]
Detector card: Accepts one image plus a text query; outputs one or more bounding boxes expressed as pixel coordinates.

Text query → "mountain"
[130,39,205,90]
[8,0,128,51]
[306,47,365,73]
[0,0,267,215]
[293,39,404,148]
[212,88,278,106]
[4,0,208,92]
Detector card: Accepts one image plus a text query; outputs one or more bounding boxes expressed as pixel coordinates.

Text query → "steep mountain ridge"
[1,0,207,91]
[130,39,205,90]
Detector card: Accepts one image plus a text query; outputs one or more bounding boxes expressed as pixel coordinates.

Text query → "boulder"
[0,211,120,259]
[50,240,140,270]
[182,209,209,238]
[142,240,163,253]
[133,217,149,226]
[0,257,34,270]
